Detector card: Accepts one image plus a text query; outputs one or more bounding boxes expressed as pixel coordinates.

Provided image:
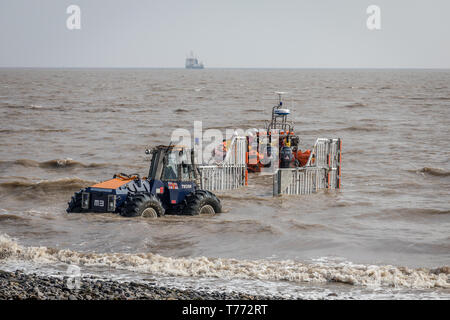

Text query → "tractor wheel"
[67,190,84,213]
[183,190,222,216]
[120,193,165,218]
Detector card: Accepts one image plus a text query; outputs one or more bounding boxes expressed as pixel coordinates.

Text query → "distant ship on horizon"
[185,51,204,69]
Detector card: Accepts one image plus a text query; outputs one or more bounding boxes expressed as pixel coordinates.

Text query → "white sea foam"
[0,234,448,289]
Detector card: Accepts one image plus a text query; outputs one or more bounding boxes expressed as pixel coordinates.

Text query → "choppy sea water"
[0,68,449,299]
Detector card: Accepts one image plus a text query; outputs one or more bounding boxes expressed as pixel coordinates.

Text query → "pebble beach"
[0,270,280,300]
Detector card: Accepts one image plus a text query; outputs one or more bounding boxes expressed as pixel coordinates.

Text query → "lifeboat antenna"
[275,91,287,107]
[268,92,291,133]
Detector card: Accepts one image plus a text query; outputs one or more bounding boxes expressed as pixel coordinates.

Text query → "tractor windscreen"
[162,152,179,180]
[148,146,195,181]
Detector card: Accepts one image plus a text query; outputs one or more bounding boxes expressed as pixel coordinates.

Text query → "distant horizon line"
[1,66,449,70]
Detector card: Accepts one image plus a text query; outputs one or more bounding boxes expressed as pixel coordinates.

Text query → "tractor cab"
[145,145,200,211]
[146,145,199,183]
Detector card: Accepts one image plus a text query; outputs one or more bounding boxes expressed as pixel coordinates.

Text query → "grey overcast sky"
[0,0,449,68]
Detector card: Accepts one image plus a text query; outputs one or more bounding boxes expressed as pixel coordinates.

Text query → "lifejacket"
[248,148,258,165]
[284,137,291,147]
[295,149,311,166]
[222,141,228,152]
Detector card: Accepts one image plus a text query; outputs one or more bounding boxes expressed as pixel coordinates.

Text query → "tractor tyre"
[67,190,84,213]
[120,193,165,218]
[183,190,222,215]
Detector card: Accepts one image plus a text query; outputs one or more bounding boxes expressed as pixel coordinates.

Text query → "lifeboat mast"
[267,92,294,134]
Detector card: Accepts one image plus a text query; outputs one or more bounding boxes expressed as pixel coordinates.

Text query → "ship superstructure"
[185,51,204,69]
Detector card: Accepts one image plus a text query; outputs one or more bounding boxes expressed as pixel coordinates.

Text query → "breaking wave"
[0,178,97,193]
[0,234,447,289]
[0,159,106,169]
[415,167,450,177]
[343,102,367,108]
[288,220,329,231]
[174,108,189,113]
[244,109,264,113]
[393,208,450,216]
[0,103,49,110]
[341,126,380,132]
[0,128,69,134]
[218,194,272,202]
[0,214,30,222]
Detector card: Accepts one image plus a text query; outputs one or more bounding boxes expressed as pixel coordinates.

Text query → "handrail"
[274,138,342,195]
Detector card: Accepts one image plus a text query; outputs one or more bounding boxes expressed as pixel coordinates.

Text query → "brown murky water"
[0,68,449,298]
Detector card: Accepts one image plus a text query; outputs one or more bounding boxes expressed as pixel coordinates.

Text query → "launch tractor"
[67,145,222,217]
